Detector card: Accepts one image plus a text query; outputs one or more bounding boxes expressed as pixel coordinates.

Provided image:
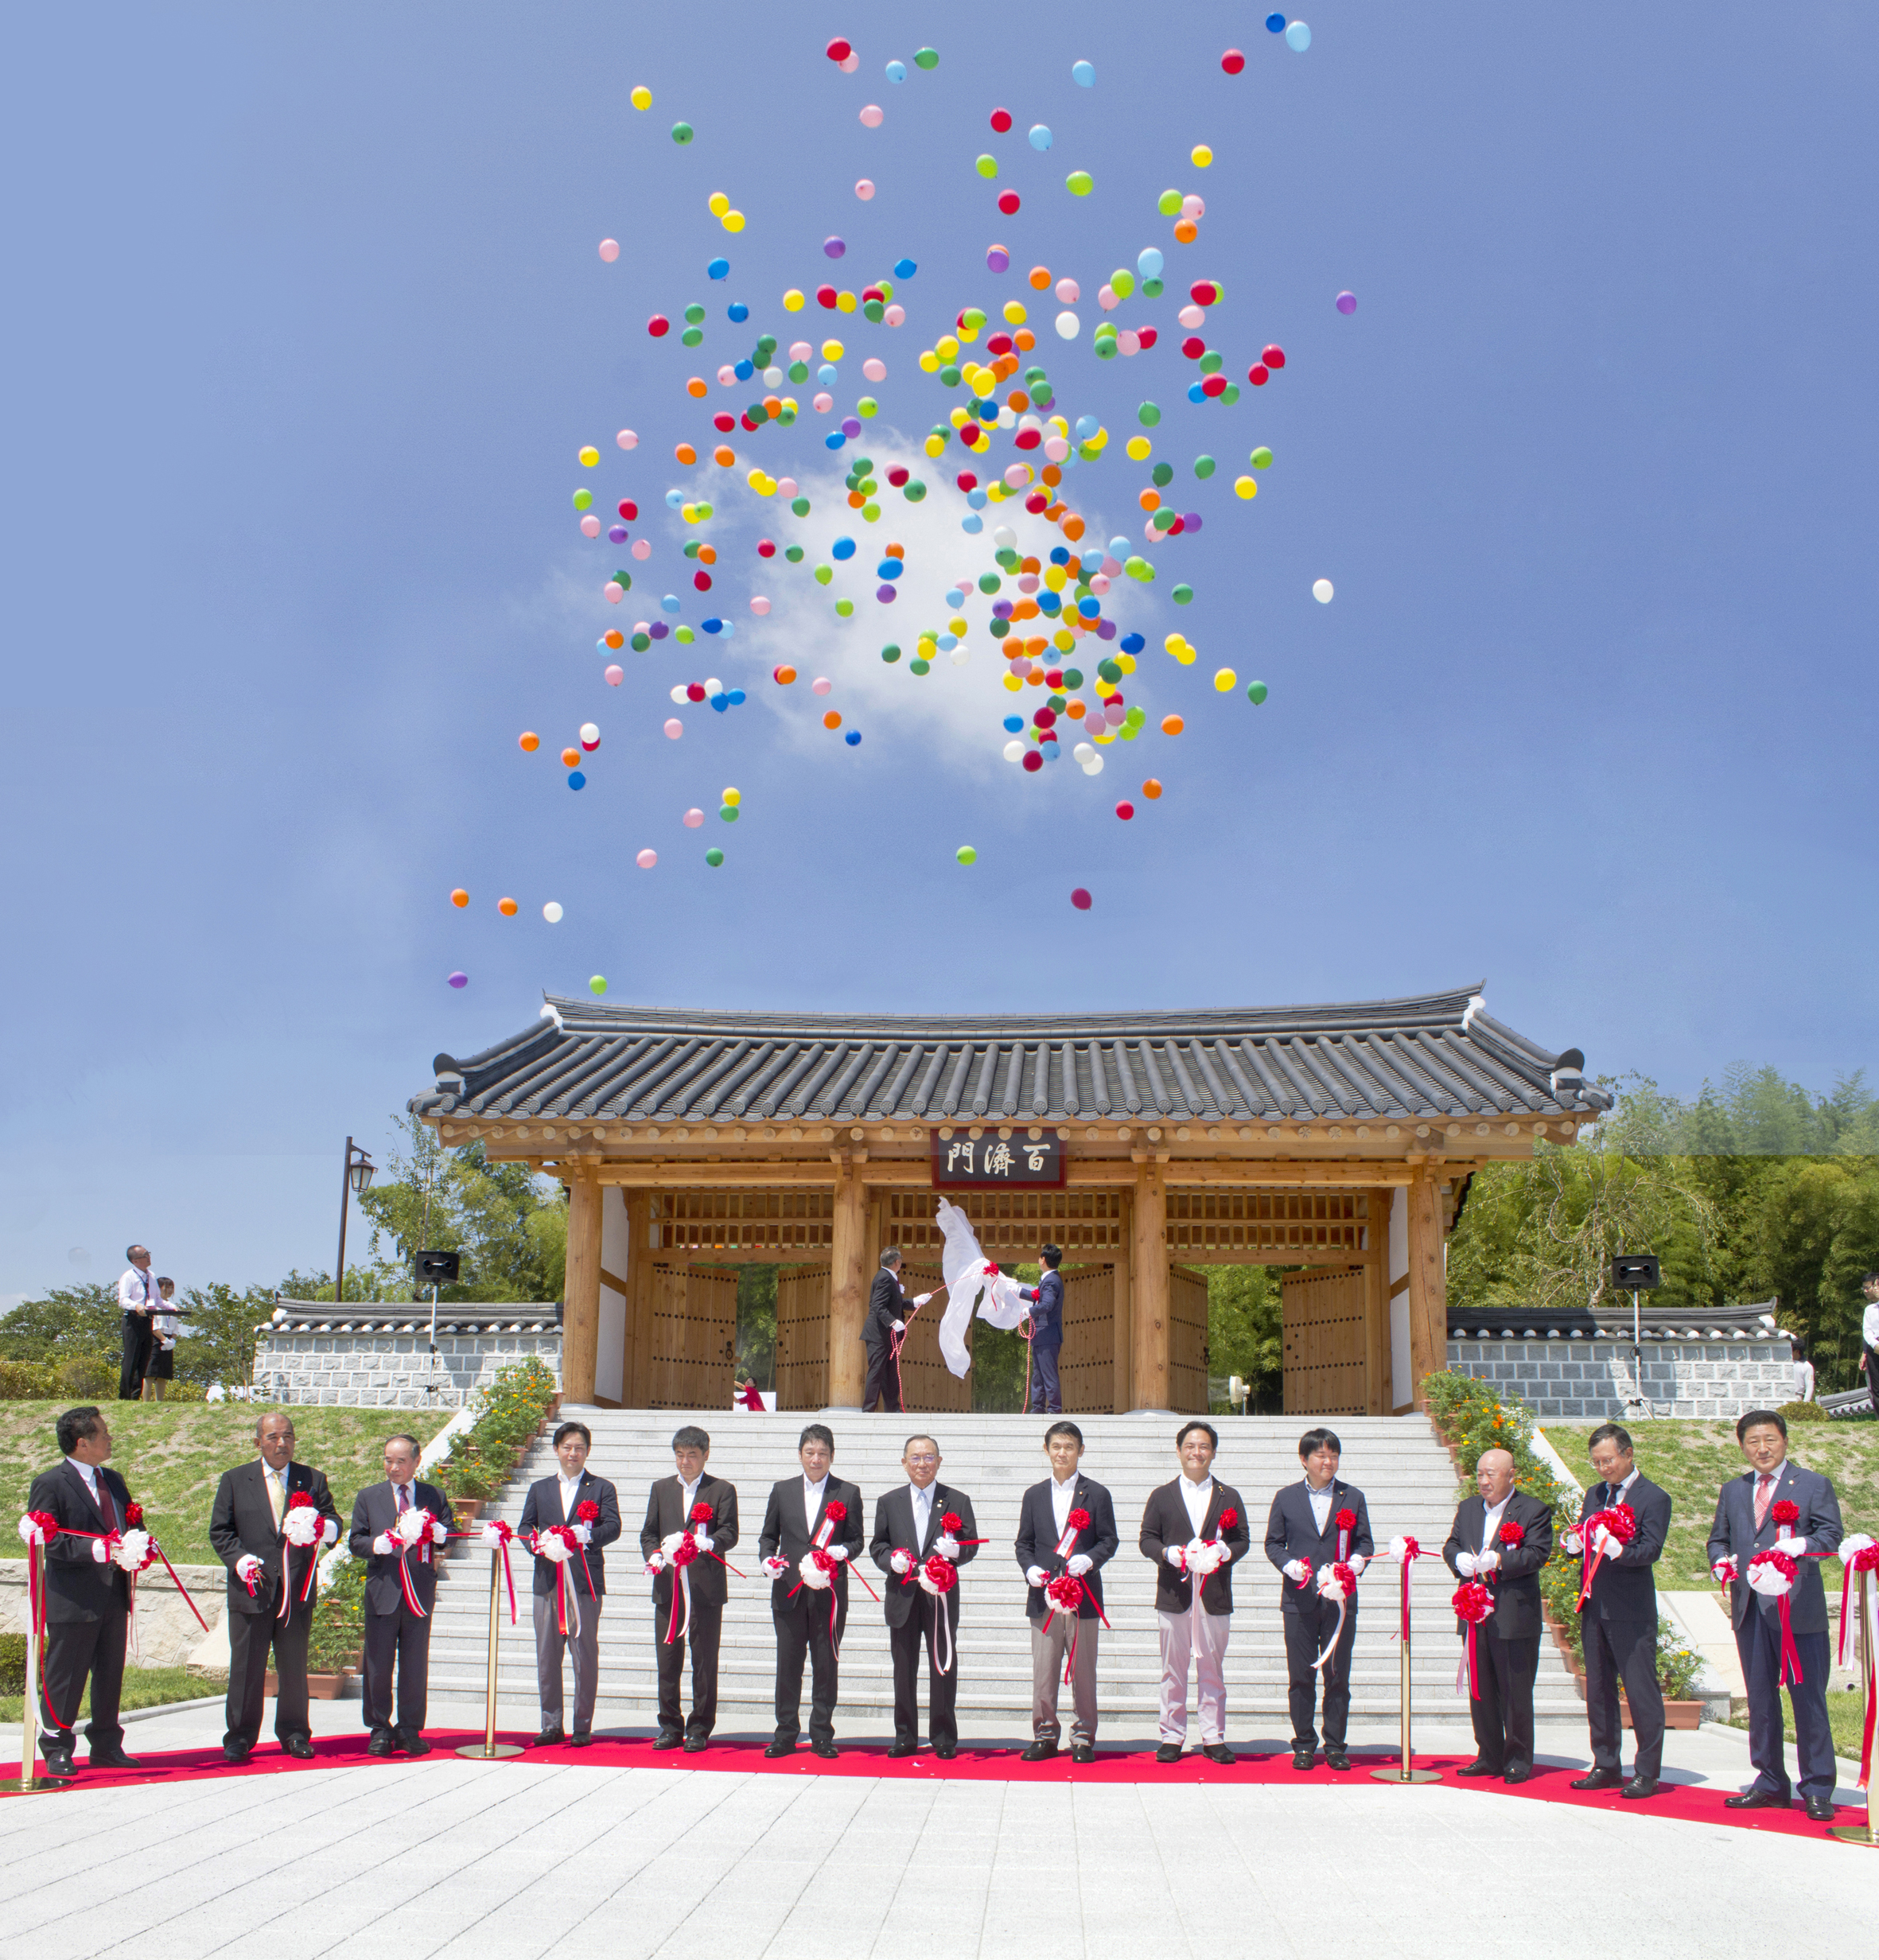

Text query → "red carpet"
[22,1730,1864,1838]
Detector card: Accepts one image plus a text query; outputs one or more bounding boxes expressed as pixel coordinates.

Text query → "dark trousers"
[1025,1344,1063,1414]
[862,1341,902,1413]
[41,1603,128,1753]
[118,1313,152,1401]
[1583,1612,1663,1779]
[773,1590,846,1744]
[1282,1597,1356,1748]
[225,1593,312,1749]
[1468,1631,1539,1773]
[656,1599,722,1738]
[1865,1347,1879,1413]
[1737,1607,1836,1796]
[361,1604,431,1739]
[889,1600,960,1746]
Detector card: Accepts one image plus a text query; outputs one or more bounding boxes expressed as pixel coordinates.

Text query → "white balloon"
[1178,304,1205,329]
[579,723,599,744]
[1003,740,1025,763]
[949,647,970,665]
[1313,578,1335,604]
[670,684,689,703]
[542,902,564,923]
[1073,742,1095,763]
[1055,311,1080,340]
[993,526,1017,550]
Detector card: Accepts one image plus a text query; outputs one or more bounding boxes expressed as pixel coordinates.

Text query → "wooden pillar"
[1112,1191,1134,1414]
[1130,1155,1169,1410]
[562,1165,602,1404]
[623,1191,652,1406]
[1364,1192,1391,1416]
[827,1154,869,1406]
[1405,1169,1447,1408]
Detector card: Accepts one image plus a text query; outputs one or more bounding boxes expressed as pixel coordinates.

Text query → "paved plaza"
[2,1698,1872,1960]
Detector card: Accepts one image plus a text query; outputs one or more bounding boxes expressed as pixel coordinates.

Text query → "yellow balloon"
[1213,667,1237,693]
[578,445,599,467]
[1192,144,1213,168]
[924,434,945,457]
[722,211,745,233]
[1002,300,1029,325]
[1126,434,1152,461]
[784,288,806,311]
[1234,476,1259,500]
[835,290,856,313]
[936,335,960,360]
[947,616,967,636]
[821,338,845,361]
[722,787,741,807]
[1002,671,1022,693]
[630,84,652,110]
[1164,632,1186,655]
[918,349,941,372]
[708,191,730,216]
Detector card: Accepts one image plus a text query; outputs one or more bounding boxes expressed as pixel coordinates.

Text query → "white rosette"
[1314,1562,1351,1604]
[798,1550,833,1591]
[916,1559,951,1597]
[18,1513,49,1548]
[112,1528,151,1572]
[1748,1552,1794,1598]
[539,1530,573,1565]
[395,1506,430,1549]
[1387,1534,1415,1561]
[1184,1537,1227,1578]
[660,1530,690,1558]
[479,1519,511,1550]
[282,1506,321,1549]
[1838,1533,1877,1567]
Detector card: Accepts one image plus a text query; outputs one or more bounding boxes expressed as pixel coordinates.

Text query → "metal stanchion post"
[457,1547,522,1760]
[1831,1566,1877,1847]
[1374,1569,1440,1784]
[2,1545,68,1796]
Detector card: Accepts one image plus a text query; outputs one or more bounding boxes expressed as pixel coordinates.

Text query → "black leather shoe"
[1725,1788,1788,1809]
[88,1748,140,1770]
[283,1737,316,1760]
[1455,1758,1499,1778]
[1071,1744,1095,1765]
[1502,1765,1531,1785]
[810,1739,838,1760]
[1022,1740,1059,1762]
[683,1736,709,1753]
[1291,1748,1315,1771]
[223,1744,252,1764]
[1570,1768,1624,1791]
[1804,1792,1838,1822]
[1621,1776,1659,1800]
[399,1734,431,1758]
[1155,1742,1183,1764]
[652,1729,684,1750]
[532,1726,566,1748]
[569,1732,593,1748]
[933,1743,956,1760]
[1203,1744,1235,1766]
[1324,1747,1351,1772]
[764,1740,796,1759]
[887,1740,920,1758]
[367,1732,397,1756]
[41,1748,76,1778]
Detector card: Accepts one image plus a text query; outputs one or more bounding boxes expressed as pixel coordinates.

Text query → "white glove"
[1476,1550,1501,1574]
[373,1532,395,1556]
[430,1519,449,1545]
[1283,1559,1309,1583]
[891,1549,913,1574]
[1712,1560,1737,1585]
[644,1550,666,1573]
[321,1516,340,1545]
[1066,1553,1093,1577]
[912,1293,933,1308]
[236,1554,263,1581]
[1561,1530,1583,1555]
[1025,1565,1048,1587]
[1454,1552,1477,1577]
[1348,1553,1367,1575]
[936,1533,960,1559]
[1593,1527,1623,1560]
[693,1525,710,1546]
[892,1319,905,1333]
[91,1538,109,1563]
[1165,1545,1187,1569]
[571,1523,593,1547]
[827,1543,849,1561]
[1773,1533,1808,1558]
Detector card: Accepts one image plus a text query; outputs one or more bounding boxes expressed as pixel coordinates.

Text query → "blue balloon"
[664,489,685,509]
[818,363,838,384]
[1286,19,1311,50]
[876,559,903,579]
[567,770,585,790]
[707,258,729,281]
[1072,60,1095,86]
[728,300,749,322]
[966,488,989,510]
[702,617,722,634]
[1078,595,1102,619]
[844,729,862,746]
[961,513,983,534]
[734,358,755,380]
[885,60,907,82]
[1080,552,1105,575]
[1266,11,1286,30]
[1029,124,1052,151]
[1074,414,1099,440]
[1003,714,1024,733]
[1187,381,1208,403]
[660,593,682,612]
[710,694,729,713]
[718,620,734,638]
[728,688,745,705]
[825,430,846,450]
[1107,536,1130,559]
[1137,247,1165,280]
[893,258,917,279]
[831,537,857,560]
[1121,632,1146,654]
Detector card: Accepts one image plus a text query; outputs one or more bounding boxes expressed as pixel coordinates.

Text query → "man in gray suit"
[347,1433,450,1756]
[1707,1407,1846,1820]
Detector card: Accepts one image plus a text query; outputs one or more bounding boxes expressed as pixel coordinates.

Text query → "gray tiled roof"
[267,1299,562,1336]
[411,986,1611,1128]
[1448,1300,1786,1341]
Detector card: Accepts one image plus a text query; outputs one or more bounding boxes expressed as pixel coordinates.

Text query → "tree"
[1207,1266,1282,1410]
[0,1285,119,1367]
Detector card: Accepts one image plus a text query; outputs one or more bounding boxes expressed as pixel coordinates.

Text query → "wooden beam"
[1113,1189,1134,1414]
[562,1168,602,1404]
[1364,1192,1390,1415]
[827,1159,868,1406]
[571,1157,1434,1190]
[1405,1171,1446,1410]
[1130,1157,1169,1410]
[624,1192,652,1406]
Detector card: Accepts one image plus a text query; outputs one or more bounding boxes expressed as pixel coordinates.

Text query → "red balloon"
[713,412,736,433]
[1190,281,1218,305]
[816,284,838,309]
[1033,706,1056,729]
[1022,749,1044,773]
[1248,364,1270,386]
[990,107,1013,132]
[617,500,638,520]
[986,332,1013,355]
[687,683,706,702]
[647,316,670,337]
[1070,888,1092,910]
[1200,374,1227,398]
[862,286,885,303]
[1262,344,1286,368]
[1221,48,1246,74]
[998,189,1021,215]
[693,570,712,592]
[1135,325,1159,351]
[887,465,909,486]
[741,412,760,432]
[826,37,852,60]
[1181,336,1207,360]
[1013,426,1041,450]
[757,539,776,558]
[1115,802,1135,821]
[956,471,978,491]
[1025,491,1048,513]
[1045,667,1064,688]
[959,423,982,448]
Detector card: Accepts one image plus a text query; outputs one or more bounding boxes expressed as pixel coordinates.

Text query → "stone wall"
[1445,1336,1792,1421]
[252,1329,562,1409]
[0,1561,225,1670]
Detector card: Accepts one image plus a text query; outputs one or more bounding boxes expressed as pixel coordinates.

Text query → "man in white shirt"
[1860,1274,1879,1412]
[115,1244,158,1402]
[1790,1343,1815,1403]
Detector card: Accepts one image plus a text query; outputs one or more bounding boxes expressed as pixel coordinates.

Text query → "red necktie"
[1753,1473,1774,1530]
[396,1483,411,1514]
[95,1474,116,1533]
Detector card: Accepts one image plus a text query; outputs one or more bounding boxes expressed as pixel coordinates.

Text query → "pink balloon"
[717,364,737,385]
[855,179,875,200]
[776,476,799,497]
[1055,278,1080,304]
[813,392,834,413]
[1117,331,1140,356]
[617,429,638,449]
[1003,464,1029,489]
[859,103,883,127]
[838,50,858,72]
[579,514,601,537]
[811,676,833,696]
[636,848,658,868]
[604,582,624,604]
[605,664,624,686]
[663,718,683,740]
[884,304,904,326]
[598,239,620,262]
[631,539,651,560]
[862,356,886,380]
[1098,285,1119,311]
[749,595,772,615]
[683,807,705,828]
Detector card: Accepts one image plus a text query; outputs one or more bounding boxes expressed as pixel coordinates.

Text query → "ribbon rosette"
[1747,1548,1804,1687]
[277,1491,325,1619]
[1387,1534,1422,1639]
[1835,1535,1879,1789]
[480,1517,520,1624]
[1575,1501,1636,1607]
[1053,1504,1092,1561]
[534,1523,595,1638]
[1312,1560,1357,1672]
[916,1551,960,1673]
[1335,1506,1356,1562]
[1453,1578,1494,1700]
[1497,1520,1525,1548]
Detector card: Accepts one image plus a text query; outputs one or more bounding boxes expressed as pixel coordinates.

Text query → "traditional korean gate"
[887,1259,972,1414]
[1169,1264,1210,1414]
[1059,1264,1116,1413]
[1281,1265,1368,1414]
[645,1264,738,1408]
[775,1263,831,1410]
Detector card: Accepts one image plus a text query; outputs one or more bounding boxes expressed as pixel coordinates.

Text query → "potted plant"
[1620,1624,1709,1729]
[298,1554,365,1697]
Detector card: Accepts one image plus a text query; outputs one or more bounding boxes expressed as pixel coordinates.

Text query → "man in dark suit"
[869,1433,980,1758]
[27,1406,140,1777]
[636,1422,737,1752]
[347,1432,450,1756]
[1441,1446,1554,1783]
[1706,1407,1846,1820]
[207,1411,342,1763]
[1264,1426,1375,1772]
[517,1418,622,1749]
[1014,1420,1119,1762]
[862,1249,932,1414]
[1015,1241,1066,1414]
[1562,1421,1672,1799]
[757,1423,865,1757]
[1139,1421,1253,1764]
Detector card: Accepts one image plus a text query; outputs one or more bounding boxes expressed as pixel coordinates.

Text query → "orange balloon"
[449,889,469,908]
[774,663,797,684]
[1161,714,1185,737]
[604,629,624,649]
[519,731,539,752]
[675,442,698,465]
[697,543,718,565]
[1061,515,1084,542]
[1013,328,1036,352]
[1065,699,1087,720]
[561,746,581,767]
[1029,265,1052,290]
[1142,778,1163,800]
[823,710,842,729]
[497,896,518,916]
[1138,488,1161,512]
[846,490,867,509]
[1173,218,1199,243]
[712,445,736,467]
[1041,465,1062,487]
[885,542,904,560]
[686,377,708,399]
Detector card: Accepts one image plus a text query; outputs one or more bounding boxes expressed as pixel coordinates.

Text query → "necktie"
[267,1468,285,1526]
[1753,1473,1775,1530]
[94,1473,116,1533]
[396,1482,411,1515]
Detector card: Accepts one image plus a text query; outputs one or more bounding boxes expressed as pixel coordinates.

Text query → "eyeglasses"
[905,1453,939,1465]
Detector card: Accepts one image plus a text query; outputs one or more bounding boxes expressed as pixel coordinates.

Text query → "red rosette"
[687,1500,712,1524]
[1498,1520,1525,1546]
[669,1532,700,1568]
[810,1546,837,1576]
[286,1491,314,1511]
[1216,1507,1239,1531]
[578,1499,602,1524]
[921,1552,959,1594]
[1336,1507,1356,1533]
[123,1502,144,1528]
[824,1500,848,1523]
[941,1511,963,1534]
[1066,1507,1091,1531]
[1327,1560,1356,1594]
[1855,1543,1879,1574]
[984,1262,1000,1277]
[1044,1570,1083,1616]
[1604,1502,1637,1543]
[1750,1547,1797,1585]
[1452,1580,1494,1624]
[1770,1499,1800,1527]
[25,1508,60,1540]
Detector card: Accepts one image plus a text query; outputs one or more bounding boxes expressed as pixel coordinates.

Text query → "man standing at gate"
[1015,1241,1065,1414]
[1016,1421,1119,1762]
[1263,1427,1374,1772]
[862,1249,932,1414]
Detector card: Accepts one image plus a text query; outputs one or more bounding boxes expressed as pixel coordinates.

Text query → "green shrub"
[309,1555,365,1670]
[1655,1619,1705,1699]
[56,1355,116,1398]
[0,1361,56,1400]
[0,1633,26,1694]
[1778,1399,1827,1425]
[431,1358,557,1500]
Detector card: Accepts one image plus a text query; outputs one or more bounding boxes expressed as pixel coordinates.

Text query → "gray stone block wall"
[252,1332,562,1409]
[1445,1338,1791,1420]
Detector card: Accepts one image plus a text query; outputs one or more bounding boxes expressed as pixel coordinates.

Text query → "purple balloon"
[1336,290,1357,314]
[823,235,846,259]
[1182,512,1203,533]
[877,584,897,604]
[841,415,862,438]
[992,599,1014,620]
[1095,617,1118,640]
[448,971,469,990]
[649,620,670,640]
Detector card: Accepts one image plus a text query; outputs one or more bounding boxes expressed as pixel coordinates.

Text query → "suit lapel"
[65,1457,107,1522]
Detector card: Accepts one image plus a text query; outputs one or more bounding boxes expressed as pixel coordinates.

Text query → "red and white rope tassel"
[1838,1537,1879,1791]
[916,1554,959,1674]
[1312,1561,1356,1672]
[480,1519,520,1625]
[1452,1581,1493,1699]
[664,1534,698,1646]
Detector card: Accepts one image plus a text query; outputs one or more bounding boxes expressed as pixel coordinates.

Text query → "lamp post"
[1609,1253,1662,1421]
[335,1137,375,1305]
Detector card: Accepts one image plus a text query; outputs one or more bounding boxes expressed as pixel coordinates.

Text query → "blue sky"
[3,5,1875,1305]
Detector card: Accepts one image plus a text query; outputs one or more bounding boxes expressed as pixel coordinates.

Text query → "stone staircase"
[426,1409,1586,1725]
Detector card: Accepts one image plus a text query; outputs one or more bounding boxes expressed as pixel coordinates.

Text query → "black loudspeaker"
[415,1250,461,1284]
[1609,1253,1661,1291]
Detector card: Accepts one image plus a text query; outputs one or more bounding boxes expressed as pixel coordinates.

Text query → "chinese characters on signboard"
[931,1129,1064,1188]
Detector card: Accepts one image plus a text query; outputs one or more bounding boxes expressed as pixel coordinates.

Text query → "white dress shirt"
[1050,1472,1079,1538]
[558,1472,585,1521]
[1480,1494,1512,1553]
[71,1458,103,1504]
[803,1473,829,1535]
[1179,1473,1215,1536]
[1304,1479,1335,1533]
[118,1266,157,1314]
[909,1481,934,1546]
[1863,1301,1879,1348]
[1794,1359,1815,1401]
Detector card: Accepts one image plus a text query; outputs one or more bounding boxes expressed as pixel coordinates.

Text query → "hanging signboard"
[931,1129,1065,1188]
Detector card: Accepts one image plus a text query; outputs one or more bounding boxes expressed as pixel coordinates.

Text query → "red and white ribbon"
[1335,1507,1356,1565]
[1835,1537,1878,1790]
[1054,1506,1091,1561]
[1747,1550,1803,1687]
[480,1518,520,1624]
[1382,1534,1422,1641]
[915,1553,959,1675]
[1576,1502,1636,1608]
[1313,1561,1356,1672]
[1452,1580,1493,1700]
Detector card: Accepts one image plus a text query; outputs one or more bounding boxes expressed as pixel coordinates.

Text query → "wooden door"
[1060,1265,1115,1414]
[893,1261,971,1414]
[776,1263,831,1410]
[1169,1264,1210,1414]
[1282,1266,1367,1414]
[644,1264,737,1408]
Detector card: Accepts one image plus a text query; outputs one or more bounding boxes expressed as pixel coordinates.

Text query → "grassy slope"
[0,1405,453,1568]
[1542,1419,1879,1589]
[0,1666,215,1726]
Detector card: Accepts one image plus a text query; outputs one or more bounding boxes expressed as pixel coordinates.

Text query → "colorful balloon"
[1312,578,1334,603]
[543,901,563,923]
[636,849,658,869]
[598,239,620,262]
[1070,888,1092,910]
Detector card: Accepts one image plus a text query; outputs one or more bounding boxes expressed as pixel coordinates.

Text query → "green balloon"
[1066,169,1094,196]
[572,488,592,511]
[1194,456,1216,479]
[1142,277,1165,299]
[861,501,880,521]
[909,656,932,675]
[1171,583,1193,605]
[814,564,834,586]
[881,643,902,663]
[683,303,706,325]
[955,846,977,866]
[1198,351,1223,375]
[834,598,854,617]
[680,328,702,348]
[1157,188,1182,216]
[718,805,739,822]
[1111,270,1135,298]
[1124,555,1153,582]
[903,479,927,502]
[791,496,811,518]
[978,572,1002,594]
[1247,681,1269,704]
[784,543,804,562]
[975,154,998,180]
[1138,402,1161,426]
[589,975,608,995]
[675,624,694,644]
[1251,446,1274,468]
[940,364,963,387]
[671,122,694,144]
[1095,337,1117,361]
[1216,382,1239,405]
[914,46,940,68]
[705,847,725,867]
[611,570,632,590]
[1151,461,1173,488]
[631,632,651,651]
[1063,667,1084,689]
